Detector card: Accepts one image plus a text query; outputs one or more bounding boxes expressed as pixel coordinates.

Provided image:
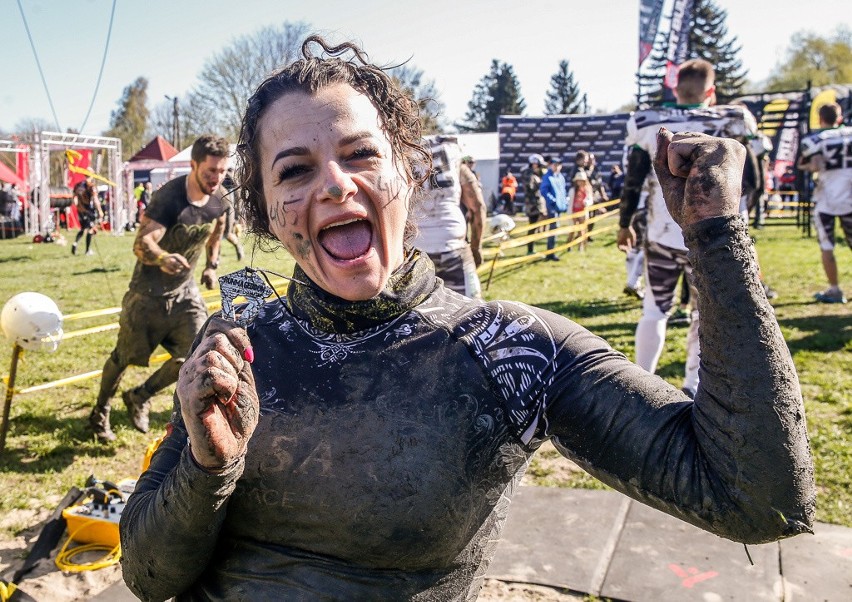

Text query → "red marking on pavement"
[839,548,852,558]
[668,563,719,588]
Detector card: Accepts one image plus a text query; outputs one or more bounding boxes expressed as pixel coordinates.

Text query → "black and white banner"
[639,0,665,67]
[663,0,694,100]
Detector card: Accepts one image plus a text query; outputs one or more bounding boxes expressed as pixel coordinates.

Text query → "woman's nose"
[319,162,357,203]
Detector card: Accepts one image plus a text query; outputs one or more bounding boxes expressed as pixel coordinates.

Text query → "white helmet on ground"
[1,292,64,352]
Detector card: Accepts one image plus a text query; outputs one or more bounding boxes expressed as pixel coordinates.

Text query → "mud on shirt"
[625,105,757,250]
[129,175,227,296]
[121,221,814,602]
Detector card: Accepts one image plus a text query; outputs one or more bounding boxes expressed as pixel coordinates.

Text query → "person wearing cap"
[539,155,568,261]
[522,154,547,254]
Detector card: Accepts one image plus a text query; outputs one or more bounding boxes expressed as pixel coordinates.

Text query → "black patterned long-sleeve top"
[120,216,814,602]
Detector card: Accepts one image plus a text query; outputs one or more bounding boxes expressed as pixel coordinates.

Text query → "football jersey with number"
[626,105,757,250]
[413,136,469,253]
[800,125,852,216]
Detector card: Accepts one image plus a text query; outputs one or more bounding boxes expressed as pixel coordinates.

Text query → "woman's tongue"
[318,220,373,261]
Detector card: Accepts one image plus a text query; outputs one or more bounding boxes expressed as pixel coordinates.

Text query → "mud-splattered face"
[258,84,411,301]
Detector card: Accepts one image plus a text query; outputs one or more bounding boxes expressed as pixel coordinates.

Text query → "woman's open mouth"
[317,218,374,261]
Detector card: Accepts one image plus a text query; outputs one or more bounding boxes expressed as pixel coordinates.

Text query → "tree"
[389,65,446,134]
[690,0,748,102]
[459,60,526,132]
[544,60,584,115]
[104,77,149,160]
[765,27,852,92]
[637,0,748,105]
[12,117,56,141]
[188,21,310,140]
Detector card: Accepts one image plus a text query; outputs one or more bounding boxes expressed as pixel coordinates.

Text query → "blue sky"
[1,0,849,136]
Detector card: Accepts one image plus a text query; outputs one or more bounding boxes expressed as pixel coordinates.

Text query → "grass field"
[0,215,849,537]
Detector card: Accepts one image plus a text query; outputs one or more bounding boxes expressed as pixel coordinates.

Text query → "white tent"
[456,133,499,210]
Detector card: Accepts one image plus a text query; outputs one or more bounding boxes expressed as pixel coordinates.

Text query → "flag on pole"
[639,0,665,67]
[663,0,695,101]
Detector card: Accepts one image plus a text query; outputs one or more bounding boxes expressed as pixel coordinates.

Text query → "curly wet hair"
[235,35,431,248]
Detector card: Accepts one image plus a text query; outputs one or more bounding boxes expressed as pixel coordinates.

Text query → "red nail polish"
[243,346,254,363]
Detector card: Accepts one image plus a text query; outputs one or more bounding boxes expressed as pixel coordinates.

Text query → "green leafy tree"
[637,0,748,105]
[459,60,526,132]
[187,21,310,140]
[104,77,149,160]
[765,27,852,92]
[544,60,584,115]
[390,65,446,135]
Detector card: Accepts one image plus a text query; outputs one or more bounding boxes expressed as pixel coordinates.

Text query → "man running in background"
[88,135,230,443]
[618,58,759,398]
[798,102,852,304]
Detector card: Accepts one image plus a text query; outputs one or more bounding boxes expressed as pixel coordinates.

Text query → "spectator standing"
[136,181,152,226]
[498,169,518,214]
[540,155,567,261]
[585,153,608,240]
[568,169,594,251]
[522,154,547,254]
[608,164,625,200]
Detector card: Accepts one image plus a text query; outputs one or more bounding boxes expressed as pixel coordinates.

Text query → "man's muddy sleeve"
[119,322,245,602]
[541,216,815,544]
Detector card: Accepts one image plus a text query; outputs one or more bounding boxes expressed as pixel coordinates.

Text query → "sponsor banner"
[662,0,694,101]
[639,0,665,67]
[736,94,805,180]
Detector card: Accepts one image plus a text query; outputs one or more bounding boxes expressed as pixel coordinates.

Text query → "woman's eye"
[349,146,380,161]
[277,164,310,183]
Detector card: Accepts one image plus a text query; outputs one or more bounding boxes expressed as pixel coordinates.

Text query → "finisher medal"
[218,268,275,326]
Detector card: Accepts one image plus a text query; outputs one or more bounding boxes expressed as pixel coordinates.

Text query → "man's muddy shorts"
[429,246,482,299]
[631,207,647,247]
[114,285,208,366]
[814,208,852,252]
[644,240,697,315]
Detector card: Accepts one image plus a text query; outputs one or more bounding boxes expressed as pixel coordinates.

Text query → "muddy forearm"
[683,215,814,540]
[120,427,244,601]
[546,216,813,544]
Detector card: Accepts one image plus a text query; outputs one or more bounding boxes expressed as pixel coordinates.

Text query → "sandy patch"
[0,525,122,601]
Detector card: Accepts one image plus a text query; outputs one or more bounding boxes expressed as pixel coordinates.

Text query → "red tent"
[129,136,179,163]
[0,161,24,187]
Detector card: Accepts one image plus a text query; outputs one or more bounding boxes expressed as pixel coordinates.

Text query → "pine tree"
[637,0,748,105]
[544,60,584,115]
[690,0,748,102]
[458,60,526,132]
[104,77,149,161]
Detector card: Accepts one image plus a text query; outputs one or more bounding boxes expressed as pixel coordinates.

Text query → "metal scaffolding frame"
[0,140,29,239]
[31,132,125,235]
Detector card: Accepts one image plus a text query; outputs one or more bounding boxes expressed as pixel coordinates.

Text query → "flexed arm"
[543,129,814,544]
